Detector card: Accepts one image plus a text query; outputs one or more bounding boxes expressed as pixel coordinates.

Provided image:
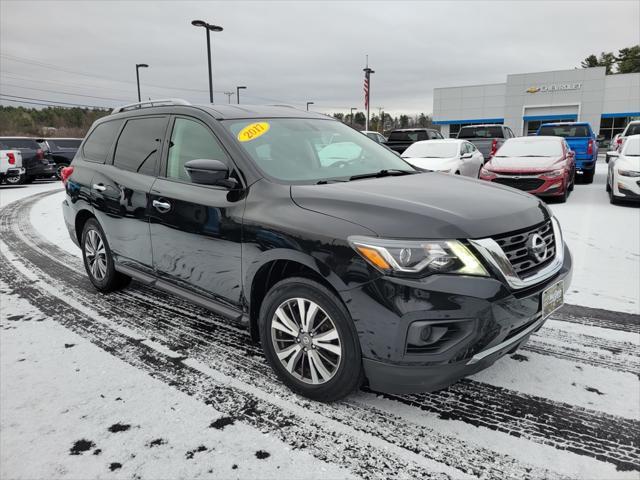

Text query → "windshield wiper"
[349,169,418,181]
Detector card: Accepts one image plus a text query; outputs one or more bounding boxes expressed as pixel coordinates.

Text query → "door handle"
[152,199,171,213]
[92,183,106,192]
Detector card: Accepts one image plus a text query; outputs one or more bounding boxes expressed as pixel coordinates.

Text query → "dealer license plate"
[541,281,564,319]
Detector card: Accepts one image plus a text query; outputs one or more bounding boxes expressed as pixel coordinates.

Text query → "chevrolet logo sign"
[526,87,540,93]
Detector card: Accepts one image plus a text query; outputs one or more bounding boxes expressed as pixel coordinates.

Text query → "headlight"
[437,168,452,174]
[544,169,564,178]
[618,169,640,177]
[348,236,488,277]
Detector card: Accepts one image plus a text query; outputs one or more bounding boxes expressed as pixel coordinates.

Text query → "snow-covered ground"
[549,160,640,314]
[1,168,639,480]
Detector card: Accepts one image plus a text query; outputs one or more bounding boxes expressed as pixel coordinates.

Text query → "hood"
[290,173,549,239]
[402,156,458,171]
[487,156,565,173]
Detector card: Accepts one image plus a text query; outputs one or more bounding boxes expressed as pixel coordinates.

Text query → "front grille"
[492,220,556,279]
[492,177,544,191]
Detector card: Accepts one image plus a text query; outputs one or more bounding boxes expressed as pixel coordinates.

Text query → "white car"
[607,134,640,204]
[607,120,640,162]
[362,130,386,144]
[401,139,484,177]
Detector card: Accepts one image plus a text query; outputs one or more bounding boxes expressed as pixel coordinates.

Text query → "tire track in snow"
[4,189,640,473]
[553,304,640,335]
[0,250,457,480]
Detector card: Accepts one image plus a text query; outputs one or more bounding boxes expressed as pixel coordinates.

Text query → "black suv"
[62,100,572,401]
[37,137,82,180]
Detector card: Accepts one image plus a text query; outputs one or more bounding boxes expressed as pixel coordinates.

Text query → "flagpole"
[363,55,374,131]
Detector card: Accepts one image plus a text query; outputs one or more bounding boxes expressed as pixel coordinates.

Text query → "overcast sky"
[1,0,638,116]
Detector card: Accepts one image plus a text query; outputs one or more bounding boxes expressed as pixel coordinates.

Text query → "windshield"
[495,139,562,157]
[387,130,427,142]
[623,136,640,156]
[223,118,414,182]
[402,142,458,158]
[538,125,589,138]
[458,126,503,139]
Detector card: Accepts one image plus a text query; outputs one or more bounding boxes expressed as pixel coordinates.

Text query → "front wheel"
[259,277,362,402]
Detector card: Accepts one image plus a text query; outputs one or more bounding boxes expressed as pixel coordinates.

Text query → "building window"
[599,116,640,143]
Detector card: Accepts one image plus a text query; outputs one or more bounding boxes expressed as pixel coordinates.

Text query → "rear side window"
[166,118,229,182]
[83,120,122,163]
[538,125,589,138]
[0,138,39,150]
[113,117,168,175]
[458,126,504,139]
[50,139,81,149]
[626,123,640,136]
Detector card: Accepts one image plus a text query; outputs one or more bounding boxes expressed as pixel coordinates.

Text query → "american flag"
[364,72,370,111]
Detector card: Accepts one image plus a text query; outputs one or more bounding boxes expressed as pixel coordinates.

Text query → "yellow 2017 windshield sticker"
[237,122,270,142]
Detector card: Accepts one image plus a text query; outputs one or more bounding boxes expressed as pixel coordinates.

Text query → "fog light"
[419,326,433,342]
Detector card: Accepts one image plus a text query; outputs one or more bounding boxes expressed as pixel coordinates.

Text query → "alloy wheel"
[84,229,107,281]
[270,298,342,385]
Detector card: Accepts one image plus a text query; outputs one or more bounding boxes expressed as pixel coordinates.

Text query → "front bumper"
[482,175,568,197]
[345,244,572,395]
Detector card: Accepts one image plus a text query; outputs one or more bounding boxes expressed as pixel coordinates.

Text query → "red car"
[479,136,576,202]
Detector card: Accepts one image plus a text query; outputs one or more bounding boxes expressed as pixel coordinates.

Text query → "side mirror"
[184,159,236,188]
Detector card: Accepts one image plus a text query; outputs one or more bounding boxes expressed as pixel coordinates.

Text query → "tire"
[606,171,611,193]
[557,188,568,203]
[568,169,575,192]
[81,218,131,292]
[55,163,69,181]
[583,169,594,184]
[5,174,25,185]
[258,277,362,402]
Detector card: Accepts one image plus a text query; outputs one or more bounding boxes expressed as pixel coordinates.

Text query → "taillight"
[587,139,593,156]
[490,138,498,157]
[61,166,74,185]
[37,148,44,160]
[7,152,15,165]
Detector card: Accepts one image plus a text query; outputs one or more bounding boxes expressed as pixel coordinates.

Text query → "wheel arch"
[245,250,350,342]
[74,209,96,245]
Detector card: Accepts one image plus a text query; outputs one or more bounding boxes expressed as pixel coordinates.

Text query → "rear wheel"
[4,173,24,185]
[582,169,594,184]
[81,218,131,292]
[259,277,362,402]
[55,163,69,181]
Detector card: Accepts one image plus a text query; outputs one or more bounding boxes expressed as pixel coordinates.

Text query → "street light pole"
[191,19,223,104]
[306,102,314,111]
[236,86,246,104]
[350,107,357,126]
[135,64,148,102]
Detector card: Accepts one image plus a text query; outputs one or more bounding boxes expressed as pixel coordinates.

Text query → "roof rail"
[112,98,191,114]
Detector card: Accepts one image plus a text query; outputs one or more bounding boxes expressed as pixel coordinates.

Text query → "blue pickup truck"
[536,122,598,183]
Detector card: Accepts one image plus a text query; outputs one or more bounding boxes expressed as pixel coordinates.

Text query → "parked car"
[401,139,484,177]
[607,120,640,162]
[362,130,386,144]
[37,137,82,180]
[62,100,571,401]
[384,128,443,154]
[479,136,576,203]
[456,124,516,162]
[0,137,55,184]
[606,134,640,204]
[0,149,24,184]
[535,122,597,184]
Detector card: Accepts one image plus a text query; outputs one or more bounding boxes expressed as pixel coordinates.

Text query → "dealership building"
[432,67,640,139]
